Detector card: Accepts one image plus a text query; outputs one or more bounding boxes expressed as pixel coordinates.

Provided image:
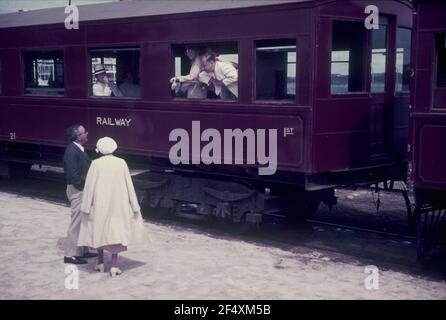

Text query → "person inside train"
[92,64,123,97]
[119,71,140,97]
[200,51,238,100]
[78,137,144,277]
[170,47,208,99]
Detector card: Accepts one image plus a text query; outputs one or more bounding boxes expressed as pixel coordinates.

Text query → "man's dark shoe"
[77,252,98,259]
[64,256,88,264]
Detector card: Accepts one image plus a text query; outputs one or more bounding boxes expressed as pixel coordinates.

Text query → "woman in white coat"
[78,137,144,276]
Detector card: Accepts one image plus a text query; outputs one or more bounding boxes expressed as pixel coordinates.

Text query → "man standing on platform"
[63,124,97,264]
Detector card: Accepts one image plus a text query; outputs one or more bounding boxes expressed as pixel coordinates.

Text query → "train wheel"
[232,212,259,234]
[152,199,178,219]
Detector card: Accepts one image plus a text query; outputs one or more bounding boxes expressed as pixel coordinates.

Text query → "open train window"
[396,27,412,92]
[255,39,296,101]
[436,32,446,88]
[371,26,387,93]
[171,43,238,101]
[90,47,140,97]
[331,20,366,94]
[23,50,64,95]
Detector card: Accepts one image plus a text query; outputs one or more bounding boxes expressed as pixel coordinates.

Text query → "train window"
[396,28,412,92]
[331,20,366,94]
[255,39,296,101]
[90,47,140,97]
[171,43,238,100]
[23,50,64,95]
[436,32,446,88]
[371,26,387,93]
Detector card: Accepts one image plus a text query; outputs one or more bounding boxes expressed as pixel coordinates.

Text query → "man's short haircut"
[67,124,82,142]
[203,51,217,63]
[185,46,200,55]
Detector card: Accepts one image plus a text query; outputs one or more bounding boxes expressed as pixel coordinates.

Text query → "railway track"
[14,166,420,241]
[307,218,417,241]
[3,166,445,272]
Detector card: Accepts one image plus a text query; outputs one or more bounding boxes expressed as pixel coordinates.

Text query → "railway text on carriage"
[96,117,132,127]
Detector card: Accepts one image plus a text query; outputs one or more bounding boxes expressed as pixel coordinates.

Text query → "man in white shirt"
[92,64,122,97]
[170,47,208,99]
[201,52,238,100]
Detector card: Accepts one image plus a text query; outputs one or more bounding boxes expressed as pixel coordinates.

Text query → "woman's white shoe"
[94,263,105,273]
[110,267,122,277]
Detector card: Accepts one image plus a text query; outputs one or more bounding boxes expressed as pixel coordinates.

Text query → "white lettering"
[224,128,256,165]
[64,5,79,30]
[257,129,277,176]
[96,117,132,127]
[192,121,201,165]
[174,305,208,318]
[201,128,221,165]
[364,265,380,290]
[169,129,190,165]
[64,265,79,290]
[364,5,379,30]
[168,121,278,175]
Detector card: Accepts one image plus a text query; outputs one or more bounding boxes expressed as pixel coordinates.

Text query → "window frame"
[0,58,2,96]
[21,48,66,97]
[370,24,389,94]
[253,37,298,105]
[170,40,240,104]
[434,31,446,89]
[395,26,412,94]
[432,30,446,110]
[87,45,142,100]
[330,19,369,96]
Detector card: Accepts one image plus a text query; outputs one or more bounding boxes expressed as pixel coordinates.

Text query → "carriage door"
[369,17,392,158]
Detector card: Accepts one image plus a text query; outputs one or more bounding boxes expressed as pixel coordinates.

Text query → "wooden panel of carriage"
[0,0,413,188]
[409,1,446,260]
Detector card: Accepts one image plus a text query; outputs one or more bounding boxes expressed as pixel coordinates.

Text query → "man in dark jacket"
[63,124,97,264]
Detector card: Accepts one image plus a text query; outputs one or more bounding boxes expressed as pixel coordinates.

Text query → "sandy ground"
[0,191,445,300]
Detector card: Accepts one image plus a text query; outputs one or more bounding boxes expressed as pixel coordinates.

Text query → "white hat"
[93,64,106,76]
[96,137,117,155]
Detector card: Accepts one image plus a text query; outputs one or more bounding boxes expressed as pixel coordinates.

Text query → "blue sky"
[0,0,120,14]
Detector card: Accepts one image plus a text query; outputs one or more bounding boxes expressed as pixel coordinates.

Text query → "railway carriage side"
[0,1,318,222]
[0,0,413,223]
[410,1,446,260]
[310,0,413,190]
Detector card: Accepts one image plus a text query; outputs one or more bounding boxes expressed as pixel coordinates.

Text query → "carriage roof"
[0,0,312,29]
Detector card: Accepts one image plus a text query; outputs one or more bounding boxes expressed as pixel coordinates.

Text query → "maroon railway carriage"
[0,0,413,223]
[410,0,446,259]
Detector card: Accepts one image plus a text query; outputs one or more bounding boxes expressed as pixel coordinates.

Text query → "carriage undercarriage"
[413,191,446,262]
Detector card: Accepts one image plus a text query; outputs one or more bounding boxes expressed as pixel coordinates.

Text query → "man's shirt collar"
[73,141,85,152]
